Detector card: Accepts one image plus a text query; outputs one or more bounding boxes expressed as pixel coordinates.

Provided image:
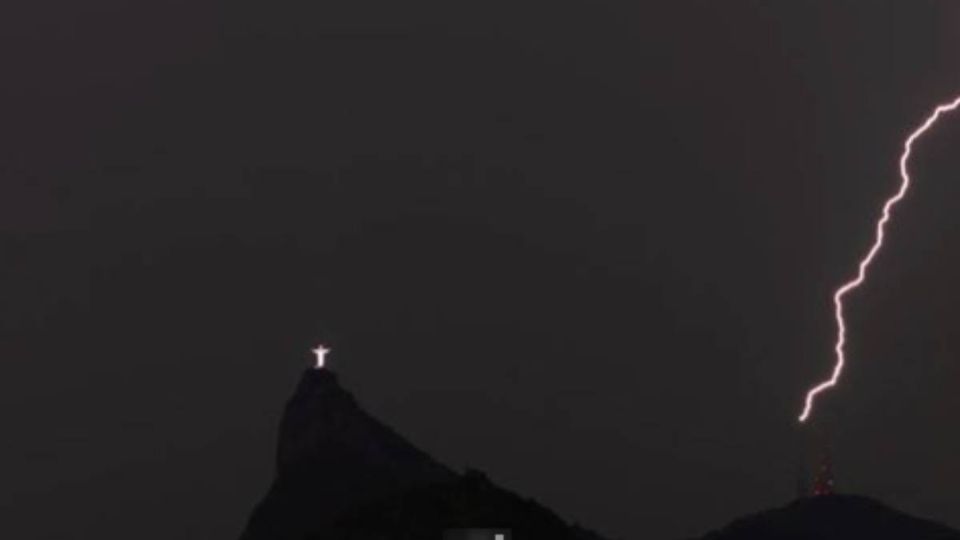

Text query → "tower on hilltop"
[812,451,835,496]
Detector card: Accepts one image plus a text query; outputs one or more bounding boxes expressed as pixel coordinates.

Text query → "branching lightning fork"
[798,94,960,423]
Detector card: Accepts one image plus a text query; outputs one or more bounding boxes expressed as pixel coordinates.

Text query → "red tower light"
[812,452,835,496]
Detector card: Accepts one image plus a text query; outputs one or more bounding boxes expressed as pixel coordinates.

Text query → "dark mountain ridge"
[240,368,607,539]
[698,494,960,540]
[240,366,960,540]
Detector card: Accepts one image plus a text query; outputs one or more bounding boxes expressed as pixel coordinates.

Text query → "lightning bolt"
[798,94,960,424]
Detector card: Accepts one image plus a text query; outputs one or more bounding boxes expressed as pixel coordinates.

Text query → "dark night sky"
[3,1,960,539]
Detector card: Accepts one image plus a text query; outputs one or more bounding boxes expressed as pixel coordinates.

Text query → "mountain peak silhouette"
[239,368,608,539]
[240,367,960,540]
[698,494,960,540]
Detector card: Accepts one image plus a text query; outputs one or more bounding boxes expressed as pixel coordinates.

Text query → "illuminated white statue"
[312,345,330,370]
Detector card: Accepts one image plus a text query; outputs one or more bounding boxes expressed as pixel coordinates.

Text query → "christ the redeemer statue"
[312,345,330,369]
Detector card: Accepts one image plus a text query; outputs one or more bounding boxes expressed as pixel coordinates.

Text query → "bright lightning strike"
[798,94,960,424]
